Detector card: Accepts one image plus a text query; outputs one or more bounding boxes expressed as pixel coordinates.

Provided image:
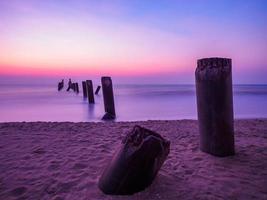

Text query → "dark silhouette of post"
[57,79,64,91]
[86,80,95,103]
[66,78,72,91]
[95,85,101,95]
[82,81,87,97]
[195,57,235,157]
[75,83,79,93]
[101,77,116,120]
[72,83,77,92]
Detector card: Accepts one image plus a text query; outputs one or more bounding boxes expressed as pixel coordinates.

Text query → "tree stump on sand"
[195,57,235,157]
[98,125,170,195]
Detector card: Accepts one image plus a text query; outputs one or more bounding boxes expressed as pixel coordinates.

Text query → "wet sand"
[0,119,266,200]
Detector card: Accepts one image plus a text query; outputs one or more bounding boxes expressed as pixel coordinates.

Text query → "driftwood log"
[98,125,170,195]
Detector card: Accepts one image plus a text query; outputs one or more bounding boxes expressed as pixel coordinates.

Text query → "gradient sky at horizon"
[0,0,267,83]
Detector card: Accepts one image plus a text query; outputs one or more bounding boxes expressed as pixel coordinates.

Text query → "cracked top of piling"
[101,76,111,80]
[196,57,232,81]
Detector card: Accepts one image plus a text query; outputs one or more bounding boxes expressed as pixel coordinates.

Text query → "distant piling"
[101,77,116,120]
[82,81,87,97]
[75,83,79,93]
[95,85,101,95]
[58,81,64,91]
[195,57,235,157]
[86,80,95,103]
[73,83,77,92]
[72,83,77,92]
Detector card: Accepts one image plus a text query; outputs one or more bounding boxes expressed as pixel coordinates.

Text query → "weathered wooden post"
[101,77,116,120]
[72,83,77,92]
[95,85,101,95]
[57,79,64,91]
[195,57,235,157]
[82,81,87,97]
[86,80,95,103]
[75,83,79,93]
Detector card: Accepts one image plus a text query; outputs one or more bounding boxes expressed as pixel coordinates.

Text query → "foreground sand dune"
[0,119,266,200]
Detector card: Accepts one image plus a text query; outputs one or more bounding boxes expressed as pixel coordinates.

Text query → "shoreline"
[1,117,267,123]
[0,119,266,199]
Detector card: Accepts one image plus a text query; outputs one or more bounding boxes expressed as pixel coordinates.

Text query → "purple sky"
[0,0,266,84]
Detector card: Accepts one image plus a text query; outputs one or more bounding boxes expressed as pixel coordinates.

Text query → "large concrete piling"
[101,77,116,120]
[95,85,101,95]
[86,80,95,103]
[195,57,235,157]
[82,81,87,97]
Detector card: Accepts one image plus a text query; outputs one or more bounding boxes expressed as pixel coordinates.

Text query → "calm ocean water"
[0,84,266,122]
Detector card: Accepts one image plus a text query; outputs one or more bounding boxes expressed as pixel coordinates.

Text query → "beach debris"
[86,80,95,103]
[195,57,235,156]
[98,125,170,195]
[57,79,64,91]
[101,76,116,120]
[82,81,87,97]
[32,147,46,154]
[95,85,101,95]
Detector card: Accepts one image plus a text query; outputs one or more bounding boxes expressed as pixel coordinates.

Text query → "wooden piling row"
[60,56,235,158]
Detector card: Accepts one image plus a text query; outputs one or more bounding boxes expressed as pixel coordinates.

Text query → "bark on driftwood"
[98,125,170,195]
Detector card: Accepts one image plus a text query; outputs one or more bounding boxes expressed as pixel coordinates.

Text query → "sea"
[0,84,266,122]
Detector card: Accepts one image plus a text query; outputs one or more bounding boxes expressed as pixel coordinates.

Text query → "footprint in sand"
[193,157,203,161]
[185,169,194,175]
[57,181,77,194]
[32,147,46,154]
[191,146,198,152]
[9,186,27,197]
[72,163,88,170]
[45,180,77,195]
[53,196,64,200]
[48,163,60,171]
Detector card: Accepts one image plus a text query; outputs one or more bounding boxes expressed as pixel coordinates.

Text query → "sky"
[0,0,266,84]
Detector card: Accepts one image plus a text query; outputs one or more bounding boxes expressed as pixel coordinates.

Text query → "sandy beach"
[0,119,266,200]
